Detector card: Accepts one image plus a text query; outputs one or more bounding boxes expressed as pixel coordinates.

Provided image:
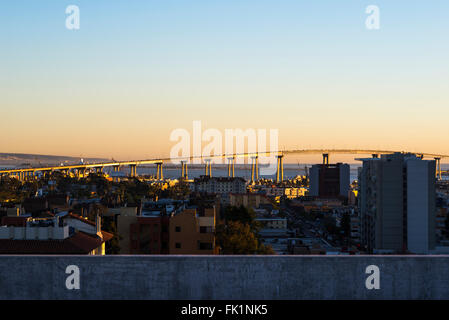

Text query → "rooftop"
[0,231,113,254]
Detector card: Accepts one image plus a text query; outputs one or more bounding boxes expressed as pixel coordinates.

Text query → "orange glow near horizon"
[2,2,449,163]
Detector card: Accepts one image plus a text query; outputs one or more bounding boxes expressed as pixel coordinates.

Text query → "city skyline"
[3,0,449,305]
[1,1,449,160]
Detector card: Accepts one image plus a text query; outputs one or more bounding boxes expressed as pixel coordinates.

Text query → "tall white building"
[358,153,436,254]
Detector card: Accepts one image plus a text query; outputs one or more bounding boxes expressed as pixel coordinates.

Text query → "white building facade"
[358,153,436,254]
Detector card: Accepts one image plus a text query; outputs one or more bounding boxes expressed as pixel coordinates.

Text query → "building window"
[175,243,181,249]
[175,226,181,232]
[199,242,213,250]
[200,226,213,233]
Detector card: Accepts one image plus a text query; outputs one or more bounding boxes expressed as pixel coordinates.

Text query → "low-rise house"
[169,207,217,254]
[0,215,112,255]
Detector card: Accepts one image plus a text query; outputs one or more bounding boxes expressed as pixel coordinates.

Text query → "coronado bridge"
[0,149,448,182]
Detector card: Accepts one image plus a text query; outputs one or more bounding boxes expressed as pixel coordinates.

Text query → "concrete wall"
[2,256,449,300]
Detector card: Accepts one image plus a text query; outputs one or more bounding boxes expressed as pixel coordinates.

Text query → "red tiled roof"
[65,214,114,241]
[0,231,109,255]
[101,231,114,242]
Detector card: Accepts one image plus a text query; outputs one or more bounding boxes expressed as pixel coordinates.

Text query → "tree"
[87,174,111,198]
[223,205,258,230]
[159,180,191,200]
[215,221,275,255]
[89,204,121,254]
[0,177,29,203]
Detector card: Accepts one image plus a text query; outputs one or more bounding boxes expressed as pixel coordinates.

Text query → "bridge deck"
[0,149,447,174]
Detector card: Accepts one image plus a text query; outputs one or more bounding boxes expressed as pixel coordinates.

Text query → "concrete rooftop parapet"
[1,255,449,300]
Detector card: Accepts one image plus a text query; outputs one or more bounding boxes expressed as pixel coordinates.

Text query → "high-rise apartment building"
[358,153,436,254]
[309,163,350,198]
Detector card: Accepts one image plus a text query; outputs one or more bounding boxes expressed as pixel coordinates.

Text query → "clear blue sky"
[1,1,448,160]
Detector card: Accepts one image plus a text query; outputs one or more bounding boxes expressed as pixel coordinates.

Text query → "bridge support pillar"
[129,164,137,178]
[156,162,163,180]
[228,158,235,178]
[112,165,120,182]
[322,153,329,166]
[181,161,188,180]
[209,161,212,178]
[276,155,284,183]
[204,160,212,178]
[251,156,259,183]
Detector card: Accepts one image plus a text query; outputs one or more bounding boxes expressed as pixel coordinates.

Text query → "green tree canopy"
[215,221,275,255]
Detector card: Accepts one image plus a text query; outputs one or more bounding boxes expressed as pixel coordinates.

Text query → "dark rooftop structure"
[0,231,113,254]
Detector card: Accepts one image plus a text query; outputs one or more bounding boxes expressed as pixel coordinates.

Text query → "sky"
[1,1,448,162]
